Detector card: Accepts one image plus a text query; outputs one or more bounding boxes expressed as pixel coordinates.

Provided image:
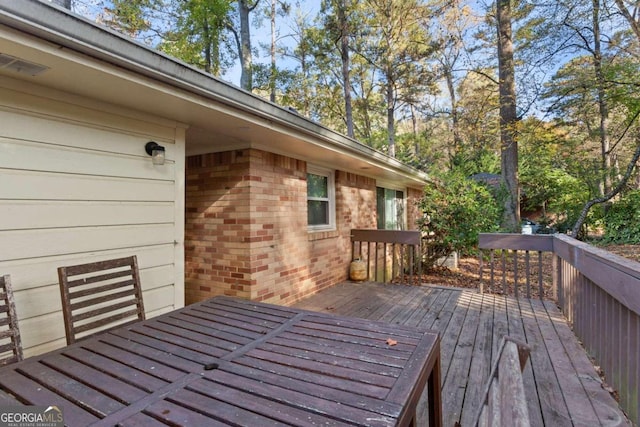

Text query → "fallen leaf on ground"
[386,338,398,346]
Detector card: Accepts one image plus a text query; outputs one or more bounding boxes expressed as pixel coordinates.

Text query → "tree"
[278,9,316,116]
[258,0,290,101]
[355,0,437,157]
[496,0,520,231]
[102,0,163,38]
[159,0,234,76]
[451,69,501,175]
[592,0,613,195]
[614,0,640,41]
[317,0,357,137]
[572,138,640,236]
[337,0,355,137]
[237,0,260,90]
[428,0,478,165]
[568,0,640,235]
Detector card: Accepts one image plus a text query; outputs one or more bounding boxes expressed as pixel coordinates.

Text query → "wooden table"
[0,296,441,426]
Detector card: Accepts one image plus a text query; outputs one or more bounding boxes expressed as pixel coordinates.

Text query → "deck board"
[505,294,546,427]
[292,282,631,426]
[459,293,493,426]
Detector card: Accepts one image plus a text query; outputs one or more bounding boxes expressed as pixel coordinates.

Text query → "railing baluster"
[366,242,371,281]
[409,245,414,285]
[502,250,507,294]
[399,244,404,284]
[350,230,421,285]
[479,251,484,293]
[490,250,495,293]
[374,242,379,281]
[538,251,543,297]
[525,250,531,299]
[513,250,519,299]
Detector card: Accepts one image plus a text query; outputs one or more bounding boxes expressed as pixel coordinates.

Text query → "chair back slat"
[0,275,23,365]
[58,256,145,345]
[475,336,531,426]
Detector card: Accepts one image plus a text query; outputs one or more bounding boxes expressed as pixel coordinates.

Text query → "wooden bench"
[474,336,531,426]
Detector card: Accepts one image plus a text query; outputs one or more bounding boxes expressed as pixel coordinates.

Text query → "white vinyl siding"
[0,84,185,356]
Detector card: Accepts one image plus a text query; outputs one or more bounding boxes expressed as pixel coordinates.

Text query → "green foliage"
[418,171,501,266]
[158,0,234,76]
[545,172,591,233]
[603,190,640,244]
[103,0,161,37]
[517,118,591,232]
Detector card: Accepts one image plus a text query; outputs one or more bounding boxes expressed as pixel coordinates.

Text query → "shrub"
[418,171,502,267]
[603,190,640,244]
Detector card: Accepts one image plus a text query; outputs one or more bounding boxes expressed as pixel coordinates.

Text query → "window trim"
[307,165,336,232]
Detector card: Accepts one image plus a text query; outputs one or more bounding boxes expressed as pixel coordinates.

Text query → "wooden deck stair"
[293,282,631,427]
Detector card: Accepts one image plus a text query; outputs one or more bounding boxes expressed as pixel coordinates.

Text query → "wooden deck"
[293,282,631,426]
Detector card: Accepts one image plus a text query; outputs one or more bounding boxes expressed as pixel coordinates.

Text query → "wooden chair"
[474,336,532,427]
[0,274,24,365]
[58,256,145,345]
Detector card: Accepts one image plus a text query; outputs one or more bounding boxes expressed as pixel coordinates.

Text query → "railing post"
[478,250,484,294]
[552,253,562,308]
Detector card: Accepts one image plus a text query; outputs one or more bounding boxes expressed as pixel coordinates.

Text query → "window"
[377,187,405,230]
[307,166,335,230]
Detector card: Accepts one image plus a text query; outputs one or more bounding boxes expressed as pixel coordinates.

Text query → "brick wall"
[185,149,379,306]
[407,186,424,230]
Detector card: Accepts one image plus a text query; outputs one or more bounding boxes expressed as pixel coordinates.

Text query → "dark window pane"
[376,187,385,229]
[307,174,328,198]
[308,200,329,225]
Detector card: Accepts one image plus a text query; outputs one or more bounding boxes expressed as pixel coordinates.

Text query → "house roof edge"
[0,0,428,187]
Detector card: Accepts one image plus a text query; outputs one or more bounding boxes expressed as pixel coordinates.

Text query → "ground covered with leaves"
[421,243,639,299]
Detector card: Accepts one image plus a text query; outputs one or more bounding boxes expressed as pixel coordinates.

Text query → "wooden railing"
[478,233,554,299]
[350,229,421,285]
[479,232,640,425]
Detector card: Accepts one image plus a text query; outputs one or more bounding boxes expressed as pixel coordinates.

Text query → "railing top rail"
[553,233,640,316]
[479,233,554,252]
[351,229,421,245]
[480,232,640,316]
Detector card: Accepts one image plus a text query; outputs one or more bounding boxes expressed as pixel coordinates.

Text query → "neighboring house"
[0,0,428,357]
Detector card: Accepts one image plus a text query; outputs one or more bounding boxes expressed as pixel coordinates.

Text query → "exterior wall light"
[145,141,165,165]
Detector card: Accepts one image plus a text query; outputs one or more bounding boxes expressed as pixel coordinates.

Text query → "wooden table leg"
[428,355,443,427]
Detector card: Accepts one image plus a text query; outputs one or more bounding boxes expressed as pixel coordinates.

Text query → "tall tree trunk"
[338,0,354,138]
[239,0,254,91]
[497,0,520,231]
[386,73,396,157]
[593,0,612,196]
[444,66,461,162]
[203,18,213,74]
[270,0,276,102]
